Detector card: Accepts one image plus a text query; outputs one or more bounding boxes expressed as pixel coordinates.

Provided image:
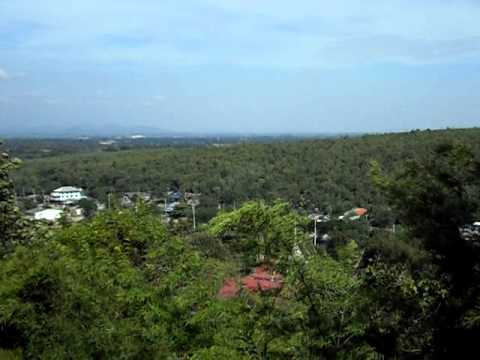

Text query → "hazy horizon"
[1,1,480,135]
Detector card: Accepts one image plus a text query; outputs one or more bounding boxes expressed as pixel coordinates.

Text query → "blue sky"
[1,0,480,135]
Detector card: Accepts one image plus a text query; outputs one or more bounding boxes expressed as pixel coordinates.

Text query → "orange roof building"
[218,266,284,299]
[354,208,368,217]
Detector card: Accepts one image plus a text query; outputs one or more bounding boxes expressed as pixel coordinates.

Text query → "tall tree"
[0,147,30,256]
[371,142,480,356]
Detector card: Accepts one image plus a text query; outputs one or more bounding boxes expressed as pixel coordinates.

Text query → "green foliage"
[13,129,480,224]
[204,201,375,358]
[186,231,231,260]
[2,131,480,358]
[368,141,480,356]
[208,201,307,270]
[189,240,377,359]
[364,230,428,270]
[0,147,36,257]
[371,142,480,291]
[0,206,233,358]
[0,349,22,360]
[0,210,156,357]
[361,258,448,357]
[77,198,97,218]
[283,241,372,358]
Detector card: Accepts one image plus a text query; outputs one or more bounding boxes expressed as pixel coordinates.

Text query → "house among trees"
[167,191,182,202]
[461,222,480,243]
[50,186,85,204]
[339,207,368,221]
[34,208,63,222]
[121,192,152,207]
[164,191,184,216]
[218,266,284,299]
[98,140,116,146]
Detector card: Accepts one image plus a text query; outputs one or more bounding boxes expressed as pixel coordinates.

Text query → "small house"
[34,209,63,222]
[339,208,368,221]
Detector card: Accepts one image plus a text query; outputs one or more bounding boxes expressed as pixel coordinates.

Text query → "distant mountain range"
[0,123,357,139]
[0,123,195,138]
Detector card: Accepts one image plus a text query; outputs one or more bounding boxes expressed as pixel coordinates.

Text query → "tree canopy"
[1,129,480,358]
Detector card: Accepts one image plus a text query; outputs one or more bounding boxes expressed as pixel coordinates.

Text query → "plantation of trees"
[1,128,480,358]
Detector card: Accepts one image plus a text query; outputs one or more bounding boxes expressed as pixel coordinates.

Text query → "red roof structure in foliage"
[218,279,239,299]
[218,266,284,299]
[241,266,284,292]
[354,208,368,217]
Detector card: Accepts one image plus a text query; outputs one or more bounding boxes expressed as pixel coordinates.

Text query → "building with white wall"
[34,209,63,222]
[50,186,85,203]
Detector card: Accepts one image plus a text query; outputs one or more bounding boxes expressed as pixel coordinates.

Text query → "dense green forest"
[1,129,480,358]
[9,128,480,222]
[2,135,307,160]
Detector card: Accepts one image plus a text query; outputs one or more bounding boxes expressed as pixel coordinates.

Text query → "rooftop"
[218,266,284,299]
[52,186,83,193]
[354,208,368,217]
[34,209,63,221]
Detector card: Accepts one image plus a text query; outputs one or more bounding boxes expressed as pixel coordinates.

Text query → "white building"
[34,209,63,222]
[50,186,85,203]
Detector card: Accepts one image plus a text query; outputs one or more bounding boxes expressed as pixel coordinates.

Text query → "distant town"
[21,183,480,246]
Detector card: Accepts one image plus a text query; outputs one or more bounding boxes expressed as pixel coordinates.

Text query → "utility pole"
[187,194,200,232]
[192,203,196,231]
[309,214,320,247]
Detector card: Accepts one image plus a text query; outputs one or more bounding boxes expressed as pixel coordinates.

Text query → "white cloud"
[1,0,480,68]
[0,68,24,80]
[0,68,10,80]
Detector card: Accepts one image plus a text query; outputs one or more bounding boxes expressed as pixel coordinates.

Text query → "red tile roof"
[354,208,368,217]
[218,279,239,299]
[218,266,284,299]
